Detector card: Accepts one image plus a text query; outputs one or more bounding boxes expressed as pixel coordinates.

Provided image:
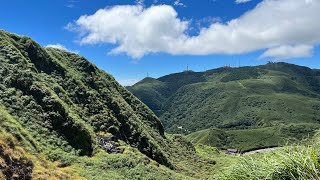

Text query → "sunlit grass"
[217,133,320,180]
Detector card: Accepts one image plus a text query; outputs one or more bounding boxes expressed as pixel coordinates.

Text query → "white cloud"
[67,0,320,59]
[235,0,252,4]
[46,44,79,54]
[259,45,314,60]
[66,5,188,58]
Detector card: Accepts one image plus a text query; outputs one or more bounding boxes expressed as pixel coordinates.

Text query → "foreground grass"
[217,133,320,179]
[194,144,240,175]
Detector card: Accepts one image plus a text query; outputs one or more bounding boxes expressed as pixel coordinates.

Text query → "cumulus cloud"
[259,45,314,60]
[67,0,320,59]
[66,5,188,58]
[46,44,79,54]
[235,0,252,4]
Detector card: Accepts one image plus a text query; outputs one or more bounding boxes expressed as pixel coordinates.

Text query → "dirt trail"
[243,147,280,155]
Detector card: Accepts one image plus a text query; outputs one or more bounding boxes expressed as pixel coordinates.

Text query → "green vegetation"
[0,30,225,179]
[128,60,320,179]
[187,123,319,152]
[0,29,173,165]
[129,63,320,134]
[2,29,320,179]
[218,132,320,179]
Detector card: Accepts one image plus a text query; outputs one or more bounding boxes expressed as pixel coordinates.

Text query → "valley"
[129,63,320,152]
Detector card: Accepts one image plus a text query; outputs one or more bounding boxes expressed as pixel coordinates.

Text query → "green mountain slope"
[0,30,221,179]
[0,29,170,164]
[186,123,320,152]
[128,63,320,135]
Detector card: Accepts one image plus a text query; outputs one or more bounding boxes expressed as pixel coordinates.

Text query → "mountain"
[0,30,222,179]
[128,63,320,136]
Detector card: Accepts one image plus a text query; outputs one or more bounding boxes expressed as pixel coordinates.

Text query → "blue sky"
[1,0,320,85]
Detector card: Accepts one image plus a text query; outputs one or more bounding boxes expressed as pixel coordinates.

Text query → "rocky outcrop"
[0,145,33,180]
[97,136,124,154]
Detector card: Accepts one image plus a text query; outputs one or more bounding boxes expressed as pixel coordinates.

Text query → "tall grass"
[218,137,320,180]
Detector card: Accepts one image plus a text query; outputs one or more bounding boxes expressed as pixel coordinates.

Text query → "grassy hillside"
[217,131,320,179]
[187,123,320,152]
[128,63,320,135]
[0,30,221,179]
[2,29,320,179]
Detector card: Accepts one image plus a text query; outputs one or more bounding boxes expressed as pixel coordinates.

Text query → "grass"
[218,142,320,179]
[0,107,74,179]
[194,144,240,175]
[215,127,320,179]
[0,101,218,179]
[187,123,320,152]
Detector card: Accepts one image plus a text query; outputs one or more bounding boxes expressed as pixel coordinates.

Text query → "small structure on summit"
[183,64,194,72]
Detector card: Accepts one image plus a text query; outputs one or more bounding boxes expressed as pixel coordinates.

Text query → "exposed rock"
[0,145,33,180]
[98,136,124,154]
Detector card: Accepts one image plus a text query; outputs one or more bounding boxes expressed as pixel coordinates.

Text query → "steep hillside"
[128,63,320,134]
[0,29,170,163]
[0,30,222,179]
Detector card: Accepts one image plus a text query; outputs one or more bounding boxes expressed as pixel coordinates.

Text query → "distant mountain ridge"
[128,62,320,134]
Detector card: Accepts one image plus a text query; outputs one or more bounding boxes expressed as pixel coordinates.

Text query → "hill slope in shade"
[0,30,223,179]
[128,63,320,134]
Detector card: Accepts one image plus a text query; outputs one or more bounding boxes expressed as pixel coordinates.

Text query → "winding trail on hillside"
[238,82,246,89]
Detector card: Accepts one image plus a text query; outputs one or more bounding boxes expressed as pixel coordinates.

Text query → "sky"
[1,0,320,85]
